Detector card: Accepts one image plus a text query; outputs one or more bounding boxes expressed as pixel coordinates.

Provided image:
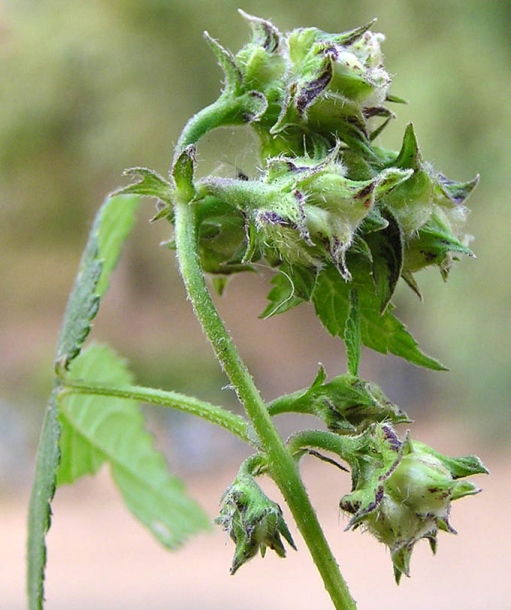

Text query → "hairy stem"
[288,429,367,461]
[172,194,357,610]
[59,380,251,444]
[174,97,252,165]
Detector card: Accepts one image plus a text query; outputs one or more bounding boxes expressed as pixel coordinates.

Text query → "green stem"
[174,96,256,164]
[175,100,231,159]
[288,429,367,462]
[59,380,251,444]
[173,195,357,610]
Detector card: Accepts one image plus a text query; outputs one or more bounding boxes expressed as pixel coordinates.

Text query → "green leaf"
[359,300,446,370]
[96,195,140,295]
[26,390,60,610]
[364,208,403,313]
[28,195,140,610]
[344,289,361,376]
[58,345,210,547]
[312,263,446,370]
[55,194,140,369]
[116,167,172,204]
[196,197,253,275]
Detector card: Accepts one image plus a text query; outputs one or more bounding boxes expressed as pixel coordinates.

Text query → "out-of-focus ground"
[2,420,507,610]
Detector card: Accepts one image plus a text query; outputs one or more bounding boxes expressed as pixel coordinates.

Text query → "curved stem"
[288,429,367,462]
[173,86,268,168]
[59,380,251,444]
[174,99,235,161]
[173,195,357,610]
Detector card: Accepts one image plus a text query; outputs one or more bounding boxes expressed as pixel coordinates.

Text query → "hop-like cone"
[215,472,296,574]
[339,423,488,583]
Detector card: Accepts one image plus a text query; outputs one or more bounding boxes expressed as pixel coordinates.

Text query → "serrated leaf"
[56,194,139,368]
[54,249,101,369]
[117,167,173,204]
[261,271,303,318]
[96,195,140,296]
[58,345,210,547]
[28,195,140,610]
[27,389,60,610]
[359,300,446,371]
[312,263,446,370]
[311,265,350,335]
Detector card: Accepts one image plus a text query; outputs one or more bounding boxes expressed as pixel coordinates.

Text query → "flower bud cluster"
[338,423,488,583]
[198,148,412,279]
[311,374,411,434]
[189,12,478,289]
[215,466,296,574]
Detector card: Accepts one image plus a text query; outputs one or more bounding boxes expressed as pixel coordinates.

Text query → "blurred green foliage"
[1,0,509,450]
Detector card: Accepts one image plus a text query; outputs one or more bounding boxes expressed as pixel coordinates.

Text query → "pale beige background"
[3,421,507,610]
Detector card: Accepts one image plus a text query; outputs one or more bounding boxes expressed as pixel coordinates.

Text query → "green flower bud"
[271,369,411,434]
[402,207,474,280]
[313,374,411,434]
[235,11,287,128]
[273,22,392,151]
[197,148,411,279]
[383,124,476,234]
[215,468,296,574]
[301,161,411,278]
[339,424,488,583]
[379,124,478,285]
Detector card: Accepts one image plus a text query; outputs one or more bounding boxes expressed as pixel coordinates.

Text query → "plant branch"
[172,192,357,610]
[288,429,366,462]
[59,379,251,444]
[174,92,265,164]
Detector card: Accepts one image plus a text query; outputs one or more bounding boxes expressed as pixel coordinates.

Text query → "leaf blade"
[55,194,139,368]
[312,263,446,370]
[344,289,361,376]
[58,345,211,547]
[26,390,60,610]
[27,195,140,610]
[261,264,316,318]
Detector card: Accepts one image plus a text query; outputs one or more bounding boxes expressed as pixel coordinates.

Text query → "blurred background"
[1,0,509,608]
